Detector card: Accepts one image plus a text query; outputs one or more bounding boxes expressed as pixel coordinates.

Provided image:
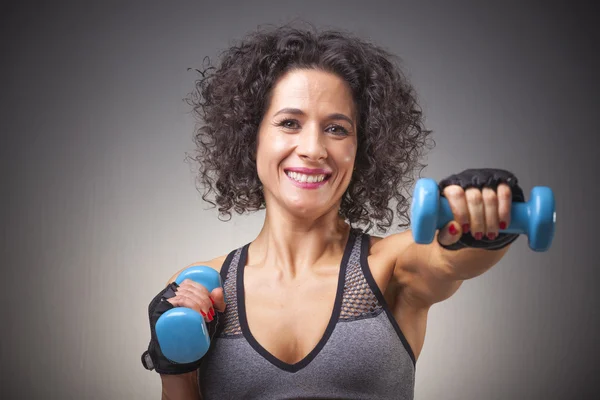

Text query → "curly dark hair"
[185,23,434,233]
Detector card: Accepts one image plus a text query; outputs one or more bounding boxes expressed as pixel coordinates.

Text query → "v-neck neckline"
[236,230,355,373]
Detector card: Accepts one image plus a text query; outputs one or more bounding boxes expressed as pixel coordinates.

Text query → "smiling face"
[256,68,358,219]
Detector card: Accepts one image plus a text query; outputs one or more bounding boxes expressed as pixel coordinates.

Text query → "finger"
[210,287,227,312]
[496,183,512,230]
[167,293,214,322]
[174,287,212,312]
[176,281,210,306]
[442,185,471,233]
[166,293,201,311]
[176,279,213,315]
[482,188,499,239]
[437,221,463,247]
[178,279,210,297]
[465,188,485,240]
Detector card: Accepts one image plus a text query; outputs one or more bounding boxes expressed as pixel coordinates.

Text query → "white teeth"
[286,171,327,183]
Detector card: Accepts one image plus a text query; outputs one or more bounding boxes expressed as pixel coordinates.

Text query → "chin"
[284,197,328,218]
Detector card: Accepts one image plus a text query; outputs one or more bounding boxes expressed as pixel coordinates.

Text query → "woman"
[142,24,523,399]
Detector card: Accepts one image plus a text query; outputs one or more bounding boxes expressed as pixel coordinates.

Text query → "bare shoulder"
[166,254,229,286]
[363,231,414,295]
[367,230,452,302]
[377,229,463,309]
[368,230,414,269]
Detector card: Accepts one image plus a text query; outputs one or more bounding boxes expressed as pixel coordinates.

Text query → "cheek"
[338,142,357,168]
[256,132,293,176]
[269,134,291,153]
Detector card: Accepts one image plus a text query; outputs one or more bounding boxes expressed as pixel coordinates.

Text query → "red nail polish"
[209,308,215,317]
[474,232,483,240]
[210,297,215,305]
[462,224,470,233]
[499,221,507,230]
[449,224,458,235]
[200,311,207,317]
[487,232,496,240]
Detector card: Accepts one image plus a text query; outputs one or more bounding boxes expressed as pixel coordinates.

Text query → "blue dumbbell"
[411,178,556,252]
[155,266,222,364]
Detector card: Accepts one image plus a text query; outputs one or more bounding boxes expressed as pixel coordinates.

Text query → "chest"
[241,253,395,365]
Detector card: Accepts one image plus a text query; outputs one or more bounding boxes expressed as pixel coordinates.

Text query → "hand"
[167,279,227,322]
[437,183,513,247]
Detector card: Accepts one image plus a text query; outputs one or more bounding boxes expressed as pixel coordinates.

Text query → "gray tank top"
[198,229,416,399]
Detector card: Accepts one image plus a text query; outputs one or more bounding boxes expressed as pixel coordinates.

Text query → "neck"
[250,203,351,280]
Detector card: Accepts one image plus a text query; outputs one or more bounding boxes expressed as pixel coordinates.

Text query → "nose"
[296,122,327,162]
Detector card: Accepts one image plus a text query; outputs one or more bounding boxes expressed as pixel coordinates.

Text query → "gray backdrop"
[1,1,598,399]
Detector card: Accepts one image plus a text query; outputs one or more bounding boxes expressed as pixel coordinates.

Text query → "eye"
[326,124,349,136]
[276,119,300,130]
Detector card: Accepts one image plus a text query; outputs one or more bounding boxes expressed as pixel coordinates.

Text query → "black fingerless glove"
[140,283,219,375]
[438,168,525,251]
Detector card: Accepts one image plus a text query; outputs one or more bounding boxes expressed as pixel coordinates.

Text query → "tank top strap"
[216,228,383,336]
[217,245,246,338]
[339,229,384,322]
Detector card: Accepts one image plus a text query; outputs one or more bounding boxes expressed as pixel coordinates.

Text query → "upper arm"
[380,231,463,309]
[166,255,228,286]
[160,372,201,400]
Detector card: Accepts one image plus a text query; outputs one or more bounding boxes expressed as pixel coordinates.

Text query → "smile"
[287,171,326,183]
[284,169,332,189]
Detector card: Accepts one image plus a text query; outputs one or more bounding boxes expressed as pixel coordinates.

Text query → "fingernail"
[209,308,215,317]
[487,232,496,240]
[449,224,458,235]
[209,297,215,305]
[474,232,483,240]
[499,221,507,230]
[200,311,207,317]
[462,224,470,233]
[208,314,213,322]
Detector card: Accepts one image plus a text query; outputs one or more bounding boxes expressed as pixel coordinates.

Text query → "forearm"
[160,372,201,400]
[437,243,511,281]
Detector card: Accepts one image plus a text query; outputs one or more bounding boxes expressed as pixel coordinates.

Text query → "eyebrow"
[273,107,354,127]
